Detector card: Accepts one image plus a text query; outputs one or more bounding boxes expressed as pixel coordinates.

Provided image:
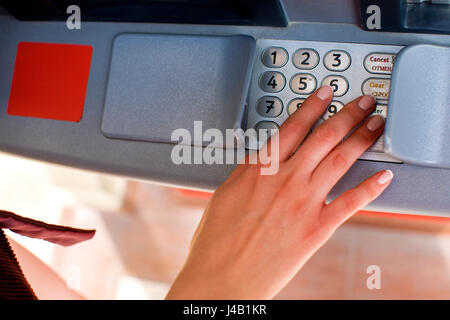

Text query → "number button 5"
[290,73,317,95]
[293,49,319,70]
[321,75,349,97]
[324,50,351,71]
[257,96,283,117]
[259,71,286,93]
[261,47,288,68]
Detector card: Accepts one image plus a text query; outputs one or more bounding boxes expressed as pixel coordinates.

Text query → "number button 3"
[259,71,286,93]
[293,49,319,70]
[261,47,288,68]
[290,73,317,95]
[324,50,351,71]
[321,75,349,97]
[257,96,283,117]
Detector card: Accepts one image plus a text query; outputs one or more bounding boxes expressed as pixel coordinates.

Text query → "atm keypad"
[247,40,403,163]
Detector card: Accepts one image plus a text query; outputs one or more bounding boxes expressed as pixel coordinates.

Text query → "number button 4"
[293,49,319,70]
[261,47,288,68]
[321,75,349,97]
[257,96,283,117]
[290,73,317,95]
[324,50,351,71]
[259,71,286,93]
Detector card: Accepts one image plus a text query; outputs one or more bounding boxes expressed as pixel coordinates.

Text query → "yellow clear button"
[362,78,390,100]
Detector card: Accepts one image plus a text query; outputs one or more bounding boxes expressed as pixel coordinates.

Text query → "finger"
[274,86,333,162]
[311,115,385,195]
[320,169,394,231]
[289,95,376,173]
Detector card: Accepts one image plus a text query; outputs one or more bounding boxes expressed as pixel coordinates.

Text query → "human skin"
[166,86,393,299]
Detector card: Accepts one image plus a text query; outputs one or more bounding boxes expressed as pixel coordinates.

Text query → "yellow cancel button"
[362,78,390,100]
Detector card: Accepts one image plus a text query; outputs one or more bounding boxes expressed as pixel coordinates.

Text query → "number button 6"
[324,50,351,71]
[321,75,349,97]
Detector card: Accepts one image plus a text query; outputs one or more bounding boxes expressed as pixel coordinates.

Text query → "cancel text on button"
[362,78,390,100]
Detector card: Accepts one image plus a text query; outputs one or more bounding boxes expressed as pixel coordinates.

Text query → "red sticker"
[7,42,93,122]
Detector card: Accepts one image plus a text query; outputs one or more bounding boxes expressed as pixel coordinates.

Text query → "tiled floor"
[1,152,449,299]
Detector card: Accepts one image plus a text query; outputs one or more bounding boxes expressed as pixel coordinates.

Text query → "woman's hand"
[166,86,393,299]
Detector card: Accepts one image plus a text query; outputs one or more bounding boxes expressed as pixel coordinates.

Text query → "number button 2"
[257,96,283,117]
[324,50,351,71]
[293,49,319,70]
[321,75,349,97]
[321,101,344,120]
[290,73,317,95]
[261,47,288,68]
[259,71,286,93]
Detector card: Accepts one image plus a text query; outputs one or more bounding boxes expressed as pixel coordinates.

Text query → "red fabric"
[0,210,95,246]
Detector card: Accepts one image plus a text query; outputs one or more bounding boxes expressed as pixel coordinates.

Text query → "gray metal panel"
[0,12,449,216]
[102,33,255,147]
[385,44,450,168]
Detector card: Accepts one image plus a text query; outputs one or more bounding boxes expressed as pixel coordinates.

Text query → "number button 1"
[293,49,319,70]
[321,75,349,97]
[321,101,344,120]
[324,50,351,71]
[290,73,317,95]
[261,47,288,68]
[259,71,286,93]
[257,96,283,117]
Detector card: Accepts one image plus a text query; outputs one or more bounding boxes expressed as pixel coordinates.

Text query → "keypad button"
[362,78,390,100]
[292,49,320,70]
[290,73,317,94]
[323,50,351,71]
[255,121,279,140]
[261,47,288,68]
[369,135,385,152]
[371,104,388,118]
[321,75,349,97]
[287,98,305,115]
[364,53,395,74]
[259,71,286,93]
[256,96,283,117]
[321,101,344,120]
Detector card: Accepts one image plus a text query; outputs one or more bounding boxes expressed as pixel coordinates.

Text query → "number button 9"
[257,96,283,117]
[259,71,286,93]
[293,49,319,70]
[261,47,288,68]
[324,50,351,71]
[321,101,344,120]
[321,75,349,97]
[290,73,317,95]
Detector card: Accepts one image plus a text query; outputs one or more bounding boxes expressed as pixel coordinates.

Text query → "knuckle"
[331,152,349,170]
[344,192,361,212]
[316,126,338,143]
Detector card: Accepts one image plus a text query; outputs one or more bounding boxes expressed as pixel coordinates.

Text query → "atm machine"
[0,0,449,217]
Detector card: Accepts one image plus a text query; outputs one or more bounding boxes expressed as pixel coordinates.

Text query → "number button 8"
[259,71,286,93]
[293,49,319,70]
[324,50,351,71]
[261,47,288,68]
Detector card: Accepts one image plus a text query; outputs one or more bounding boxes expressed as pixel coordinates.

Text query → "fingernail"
[366,115,385,131]
[358,95,375,110]
[377,170,393,184]
[316,86,333,101]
